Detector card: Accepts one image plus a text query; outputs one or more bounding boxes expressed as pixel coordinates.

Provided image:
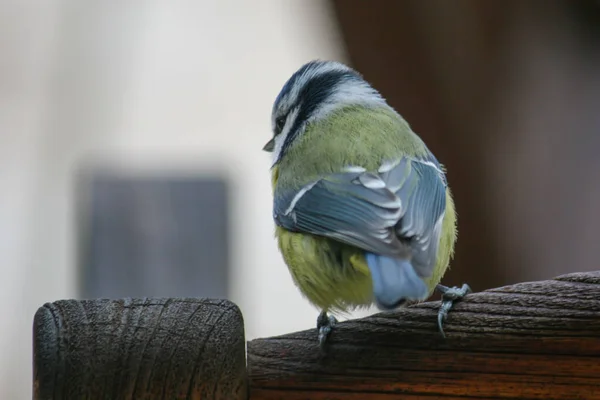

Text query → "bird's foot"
[316,310,337,349]
[435,283,471,338]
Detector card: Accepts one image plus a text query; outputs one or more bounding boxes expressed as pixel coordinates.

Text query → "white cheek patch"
[271,134,287,166]
[271,107,300,166]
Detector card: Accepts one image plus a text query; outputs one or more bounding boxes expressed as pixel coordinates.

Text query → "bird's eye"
[275,116,286,134]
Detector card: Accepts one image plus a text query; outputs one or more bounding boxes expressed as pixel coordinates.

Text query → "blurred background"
[2,0,600,397]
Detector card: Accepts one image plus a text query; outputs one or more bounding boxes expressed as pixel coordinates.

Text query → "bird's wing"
[381,156,447,277]
[274,154,447,276]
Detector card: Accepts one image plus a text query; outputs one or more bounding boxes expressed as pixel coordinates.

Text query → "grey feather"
[275,171,409,257]
[274,153,447,275]
[393,159,446,277]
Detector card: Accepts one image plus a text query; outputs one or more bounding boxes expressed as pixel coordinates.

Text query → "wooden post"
[247,271,600,399]
[33,298,247,400]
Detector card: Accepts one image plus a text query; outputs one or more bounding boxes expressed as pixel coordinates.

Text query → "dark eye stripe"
[278,71,358,160]
[274,116,286,135]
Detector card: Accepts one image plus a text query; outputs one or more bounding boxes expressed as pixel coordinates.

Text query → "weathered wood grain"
[247,271,600,399]
[33,298,247,400]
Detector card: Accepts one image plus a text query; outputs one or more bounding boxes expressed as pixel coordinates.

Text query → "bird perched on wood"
[263,60,470,347]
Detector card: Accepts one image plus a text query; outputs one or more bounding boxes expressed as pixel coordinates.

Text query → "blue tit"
[262,60,470,347]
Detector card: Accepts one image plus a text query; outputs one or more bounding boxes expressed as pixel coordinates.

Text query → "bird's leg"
[435,283,471,338]
[316,310,337,348]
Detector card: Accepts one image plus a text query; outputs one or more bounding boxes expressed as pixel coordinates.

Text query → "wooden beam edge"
[246,271,600,399]
[248,270,600,350]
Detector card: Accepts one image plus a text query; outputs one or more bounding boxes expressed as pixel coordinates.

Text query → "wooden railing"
[33,271,600,399]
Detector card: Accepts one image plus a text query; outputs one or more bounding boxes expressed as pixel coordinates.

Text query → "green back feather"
[276,105,428,189]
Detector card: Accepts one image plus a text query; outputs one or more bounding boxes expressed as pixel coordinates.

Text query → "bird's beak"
[262,138,275,152]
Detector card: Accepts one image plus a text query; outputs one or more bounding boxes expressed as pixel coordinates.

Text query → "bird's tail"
[365,253,429,309]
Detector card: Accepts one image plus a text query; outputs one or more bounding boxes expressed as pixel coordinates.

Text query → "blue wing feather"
[274,152,447,302]
[275,171,410,257]
[394,159,446,277]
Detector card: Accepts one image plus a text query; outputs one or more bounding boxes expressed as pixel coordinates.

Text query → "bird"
[262,60,470,347]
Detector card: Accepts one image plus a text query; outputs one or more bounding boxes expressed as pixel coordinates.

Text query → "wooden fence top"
[33,298,246,400]
[33,271,600,399]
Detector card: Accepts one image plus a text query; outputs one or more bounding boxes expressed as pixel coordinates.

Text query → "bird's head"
[263,60,387,166]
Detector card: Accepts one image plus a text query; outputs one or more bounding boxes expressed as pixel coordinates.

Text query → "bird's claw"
[316,310,337,349]
[436,283,471,338]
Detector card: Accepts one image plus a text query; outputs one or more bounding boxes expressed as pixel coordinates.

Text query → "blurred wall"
[0,1,351,398]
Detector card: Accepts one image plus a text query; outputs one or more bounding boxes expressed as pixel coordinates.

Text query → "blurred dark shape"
[77,171,230,299]
[331,0,600,292]
[565,0,600,48]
